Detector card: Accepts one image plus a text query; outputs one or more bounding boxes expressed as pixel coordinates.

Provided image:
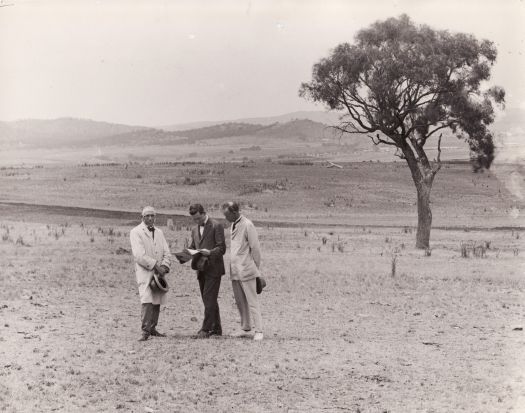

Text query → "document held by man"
[174,248,203,264]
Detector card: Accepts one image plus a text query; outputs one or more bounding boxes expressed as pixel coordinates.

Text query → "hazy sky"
[0,0,523,126]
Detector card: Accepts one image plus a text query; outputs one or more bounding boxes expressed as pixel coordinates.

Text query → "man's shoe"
[253,332,264,341]
[150,330,167,337]
[209,330,222,337]
[194,330,210,339]
[138,334,149,342]
[231,329,251,338]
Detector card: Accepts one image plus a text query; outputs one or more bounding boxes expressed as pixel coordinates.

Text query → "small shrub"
[278,159,314,166]
[183,177,207,186]
[239,145,261,152]
[473,244,486,258]
[460,243,469,258]
[391,255,397,277]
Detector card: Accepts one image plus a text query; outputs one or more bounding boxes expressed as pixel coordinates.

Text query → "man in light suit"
[222,201,264,341]
[130,206,171,341]
[188,203,226,338]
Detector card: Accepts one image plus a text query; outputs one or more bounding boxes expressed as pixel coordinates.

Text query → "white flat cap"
[142,206,156,216]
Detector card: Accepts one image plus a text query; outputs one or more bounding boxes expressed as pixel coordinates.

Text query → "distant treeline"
[78,161,209,168]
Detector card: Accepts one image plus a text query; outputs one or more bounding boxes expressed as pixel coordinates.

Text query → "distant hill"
[159,111,344,131]
[174,122,268,141]
[87,122,269,147]
[0,109,522,153]
[78,119,343,148]
[173,119,345,142]
[0,118,147,147]
[160,108,525,138]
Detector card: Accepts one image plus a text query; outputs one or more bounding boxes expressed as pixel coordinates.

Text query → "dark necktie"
[232,218,240,232]
[148,226,155,239]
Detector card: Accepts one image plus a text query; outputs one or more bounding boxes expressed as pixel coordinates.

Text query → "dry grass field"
[0,161,523,228]
[0,213,524,412]
[0,160,524,412]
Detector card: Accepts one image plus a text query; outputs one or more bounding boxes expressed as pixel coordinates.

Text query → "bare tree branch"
[423,121,456,143]
[367,133,398,147]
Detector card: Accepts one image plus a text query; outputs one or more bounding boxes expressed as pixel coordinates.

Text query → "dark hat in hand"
[256,276,266,294]
[191,254,209,272]
[150,272,169,293]
[175,250,192,264]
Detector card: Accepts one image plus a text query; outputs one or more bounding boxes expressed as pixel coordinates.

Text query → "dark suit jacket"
[189,218,226,278]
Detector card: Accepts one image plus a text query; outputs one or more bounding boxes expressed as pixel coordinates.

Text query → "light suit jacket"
[130,222,171,305]
[229,215,261,281]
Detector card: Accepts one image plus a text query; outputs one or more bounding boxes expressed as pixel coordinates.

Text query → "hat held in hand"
[150,272,169,293]
[256,276,266,294]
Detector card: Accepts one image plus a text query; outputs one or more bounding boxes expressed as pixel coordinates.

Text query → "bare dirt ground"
[1,213,524,412]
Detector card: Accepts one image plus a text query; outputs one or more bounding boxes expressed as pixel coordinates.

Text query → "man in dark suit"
[188,204,226,338]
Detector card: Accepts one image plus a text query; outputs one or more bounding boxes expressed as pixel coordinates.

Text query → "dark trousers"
[198,275,222,334]
[141,303,160,336]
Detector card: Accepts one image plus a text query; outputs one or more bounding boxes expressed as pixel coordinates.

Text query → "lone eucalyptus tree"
[300,15,504,248]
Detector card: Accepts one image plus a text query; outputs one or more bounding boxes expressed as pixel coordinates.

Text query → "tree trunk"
[402,146,435,249]
[416,183,432,249]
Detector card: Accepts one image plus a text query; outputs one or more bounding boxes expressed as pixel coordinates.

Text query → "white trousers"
[231,279,263,333]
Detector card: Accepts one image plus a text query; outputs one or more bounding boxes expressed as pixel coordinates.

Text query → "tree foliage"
[299,14,505,172]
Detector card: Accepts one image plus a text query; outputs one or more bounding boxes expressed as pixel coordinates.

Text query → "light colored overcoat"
[229,215,261,281]
[130,222,171,305]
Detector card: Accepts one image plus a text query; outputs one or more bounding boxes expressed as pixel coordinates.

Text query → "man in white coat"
[222,201,264,341]
[130,206,171,341]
